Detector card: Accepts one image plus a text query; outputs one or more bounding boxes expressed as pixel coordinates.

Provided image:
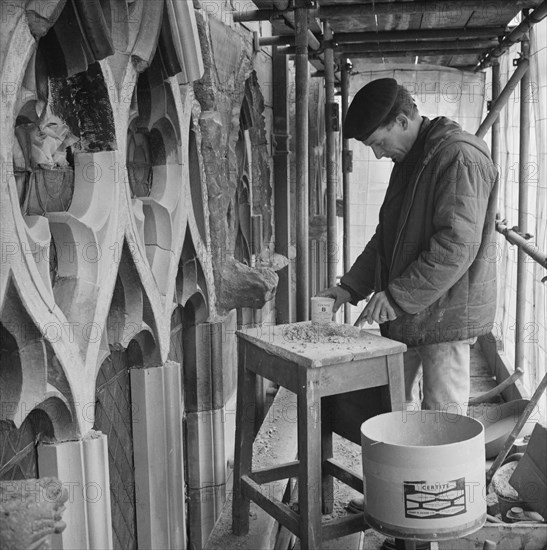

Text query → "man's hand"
[317,286,351,313]
[355,291,398,326]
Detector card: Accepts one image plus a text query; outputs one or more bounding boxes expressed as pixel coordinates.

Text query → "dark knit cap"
[343,78,398,140]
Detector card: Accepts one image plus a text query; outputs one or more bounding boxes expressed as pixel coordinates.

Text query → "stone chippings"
[282,322,365,344]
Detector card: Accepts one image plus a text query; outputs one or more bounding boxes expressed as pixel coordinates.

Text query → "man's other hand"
[355,291,398,325]
[317,286,351,313]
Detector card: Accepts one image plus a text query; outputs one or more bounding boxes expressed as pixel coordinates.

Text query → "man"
[321,78,498,415]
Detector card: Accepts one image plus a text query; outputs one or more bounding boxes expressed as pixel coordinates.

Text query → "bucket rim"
[360,410,484,450]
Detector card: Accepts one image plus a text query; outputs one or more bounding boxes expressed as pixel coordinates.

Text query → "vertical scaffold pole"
[324,24,338,289]
[341,59,352,324]
[516,35,530,373]
[295,4,309,321]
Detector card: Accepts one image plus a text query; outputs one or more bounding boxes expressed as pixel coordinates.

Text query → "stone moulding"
[37,433,114,549]
[46,151,116,282]
[140,160,183,295]
[46,151,117,353]
[0,286,48,429]
[166,0,205,84]
[130,361,186,549]
[23,215,54,302]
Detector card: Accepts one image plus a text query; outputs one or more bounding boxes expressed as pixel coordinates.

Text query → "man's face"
[362,118,409,162]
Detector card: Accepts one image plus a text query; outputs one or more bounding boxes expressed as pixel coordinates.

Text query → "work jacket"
[341,116,499,346]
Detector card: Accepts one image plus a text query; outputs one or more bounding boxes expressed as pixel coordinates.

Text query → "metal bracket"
[272,132,291,156]
[327,102,339,132]
[342,149,353,172]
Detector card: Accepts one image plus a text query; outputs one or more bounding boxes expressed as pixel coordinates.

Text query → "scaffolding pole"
[341,59,351,324]
[324,24,338,288]
[234,1,527,22]
[475,57,529,139]
[258,27,507,47]
[295,5,309,321]
[476,0,547,69]
[491,62,501,171]
[333,27,507,44]
[272,47,293,324]
[496,221,547,269]
[516,36,531,374]
[337,39,498,54]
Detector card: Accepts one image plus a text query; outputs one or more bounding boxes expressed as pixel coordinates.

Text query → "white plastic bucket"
[361,410,486,542]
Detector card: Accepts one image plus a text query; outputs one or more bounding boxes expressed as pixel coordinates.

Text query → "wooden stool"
[232,322,406,549]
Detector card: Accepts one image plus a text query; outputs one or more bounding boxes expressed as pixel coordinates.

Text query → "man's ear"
[396,114,408,130]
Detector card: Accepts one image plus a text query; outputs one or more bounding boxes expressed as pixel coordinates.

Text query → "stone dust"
[282,322,365,345]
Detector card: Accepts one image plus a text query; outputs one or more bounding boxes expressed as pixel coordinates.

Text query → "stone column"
[38,440,89,549]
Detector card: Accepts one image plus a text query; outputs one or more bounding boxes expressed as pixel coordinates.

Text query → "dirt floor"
[328,434,364,519]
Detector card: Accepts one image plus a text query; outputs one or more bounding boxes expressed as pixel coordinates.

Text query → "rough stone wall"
[193,6,276,315]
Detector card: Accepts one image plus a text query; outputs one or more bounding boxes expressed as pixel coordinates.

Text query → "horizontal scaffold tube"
[234,1,536,22]
[496,220,547,269]
[477,0,547,68]
[476,58,530,139]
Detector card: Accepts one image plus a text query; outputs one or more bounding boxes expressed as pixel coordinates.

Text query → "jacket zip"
[389,163,427,273]
[387,119,492,276]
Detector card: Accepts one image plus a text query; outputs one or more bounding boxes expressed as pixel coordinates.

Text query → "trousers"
[403,340,472,415]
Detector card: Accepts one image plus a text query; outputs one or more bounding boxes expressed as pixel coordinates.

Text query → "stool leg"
[298,374,322,549]
[386,354,405,412]
[232,343,257,535]
[321,406,334,514]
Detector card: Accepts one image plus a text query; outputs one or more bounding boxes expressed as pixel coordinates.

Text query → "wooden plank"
[315,1,533,19]
[437,524,547,549]
[323,458,363,494]
[478,333,528,402]
[241,475,300,536]
[250,461,300,484]
[321,514,368,541]
[243,342,300,390]
[469,377,500,396]
[319,357,389,396]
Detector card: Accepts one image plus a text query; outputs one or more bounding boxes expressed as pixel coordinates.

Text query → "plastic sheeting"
[491,19,547,409]
[341,28,547,412]
[342,66,486,324]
